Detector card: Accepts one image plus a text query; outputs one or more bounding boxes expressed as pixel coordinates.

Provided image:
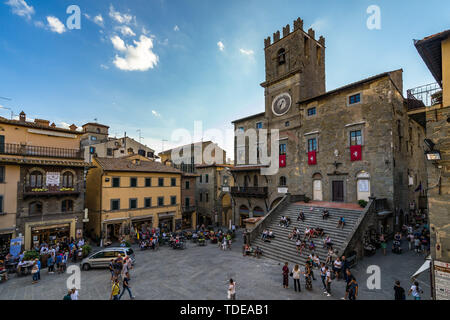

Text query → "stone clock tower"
[261,17,326,121]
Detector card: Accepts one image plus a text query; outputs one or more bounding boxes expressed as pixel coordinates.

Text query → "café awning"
[411,256,431,279]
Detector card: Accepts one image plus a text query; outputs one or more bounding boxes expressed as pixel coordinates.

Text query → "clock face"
[272,92,292,116]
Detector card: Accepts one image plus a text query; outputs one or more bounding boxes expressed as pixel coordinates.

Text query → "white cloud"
[84,13,104,27]
[100,64,109,70]
[109,4,133,24]
[217,41,225,51]
[151,110,161,118]
[5,0,34,20]
[173,25,180,32]
[111,35,126,51]
[59,122,71,129]
[111,35,159,71]
[310,19,327,32]
[116,25,135,37]
[46,16,66,34]
[142,26,150,35]
[93,14,104,26]
[239,48,254,56]
[34,20,45,28]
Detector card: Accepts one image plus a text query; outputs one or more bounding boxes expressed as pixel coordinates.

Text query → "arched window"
[30,171,43,188]
[96,128,101,133]
[278,48,286,65]
[279,176,287,186]
[62,172,74,188]
[29,201,43,215]
[61,199,73,212]
[244,175,250,187]
[253,175,258,187]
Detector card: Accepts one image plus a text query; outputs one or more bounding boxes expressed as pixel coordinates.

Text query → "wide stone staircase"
[251,203,363,266]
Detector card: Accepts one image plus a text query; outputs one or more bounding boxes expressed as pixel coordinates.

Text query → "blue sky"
[1,0,449,158]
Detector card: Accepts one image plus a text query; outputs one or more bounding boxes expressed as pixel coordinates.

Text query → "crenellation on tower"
[264,37,271,48]
[319,36,325,46]
[273,30,281,42]
[293,17,303,31]
[282,24,290,37]
[308,28,315,40]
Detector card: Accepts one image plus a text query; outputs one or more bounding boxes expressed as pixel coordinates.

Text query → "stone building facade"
[231,17,427,234]
[411,29,450,299]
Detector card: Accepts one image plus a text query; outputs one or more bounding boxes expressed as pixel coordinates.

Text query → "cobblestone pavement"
[0,231,430,300]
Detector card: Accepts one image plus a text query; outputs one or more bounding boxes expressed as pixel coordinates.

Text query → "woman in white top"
[228,279,236,300]
[408,281,423,300]
[292,264,301,292]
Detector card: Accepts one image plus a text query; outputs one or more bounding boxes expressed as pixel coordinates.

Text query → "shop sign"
[278,187,288,194]
[434,260,450,300]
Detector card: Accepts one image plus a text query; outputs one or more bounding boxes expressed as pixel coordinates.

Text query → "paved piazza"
[0,231,430,300]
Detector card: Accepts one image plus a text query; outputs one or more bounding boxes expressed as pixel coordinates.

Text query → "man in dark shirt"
[348,278,358,300]
[394,280,406,300]
[341,256,350,282]
[343,269,355,299]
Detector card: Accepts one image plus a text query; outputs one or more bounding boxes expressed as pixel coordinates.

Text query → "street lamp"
[424,139,442,161]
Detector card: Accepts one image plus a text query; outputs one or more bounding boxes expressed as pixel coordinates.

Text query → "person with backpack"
[110,278,121,300]
[408,281,424,300]
[394,280,406,300]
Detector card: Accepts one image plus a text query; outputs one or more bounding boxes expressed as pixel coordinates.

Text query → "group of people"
[109,254,135,300]
[261,229,275,242]
[243,243,263,258]
[279,216,291,228]
[282,259,359,299]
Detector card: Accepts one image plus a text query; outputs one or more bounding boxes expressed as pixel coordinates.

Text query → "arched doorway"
[239,205,249,227]
[312,173,323,201]
[356,171,370,201]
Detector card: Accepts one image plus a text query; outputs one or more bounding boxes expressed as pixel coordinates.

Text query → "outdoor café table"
[17,262,34,276]
[6,262,17,273]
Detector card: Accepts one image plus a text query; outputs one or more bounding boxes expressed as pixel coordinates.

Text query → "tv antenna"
[0,96,14,119]
[137,129,143,144]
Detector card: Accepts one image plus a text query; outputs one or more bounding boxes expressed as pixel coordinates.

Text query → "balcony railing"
[0,143,83,159]
[230,186,268,198]
[407,83,442,110]
[23,184,82,197]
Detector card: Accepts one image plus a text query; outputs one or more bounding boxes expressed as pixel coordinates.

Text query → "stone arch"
[61,168,77,187]
[218,190,234,228]
[26,167,46,187]
[270,197,284,210]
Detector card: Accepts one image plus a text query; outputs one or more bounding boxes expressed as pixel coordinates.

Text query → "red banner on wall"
[279,154,286,167]
[350,145,362,161]
[308,151,317,165]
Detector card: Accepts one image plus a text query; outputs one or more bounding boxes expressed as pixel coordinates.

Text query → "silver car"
[80,247,135,271]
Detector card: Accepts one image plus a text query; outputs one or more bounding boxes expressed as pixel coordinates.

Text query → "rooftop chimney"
[69,124,77,131]
[19,111,26,122]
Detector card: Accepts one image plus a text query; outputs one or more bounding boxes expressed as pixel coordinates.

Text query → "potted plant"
[23,250,39,261]
[81,244,92,257]
[358,200,368,208]
[304,196,311,203]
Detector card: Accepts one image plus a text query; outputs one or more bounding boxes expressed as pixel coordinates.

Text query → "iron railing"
[407,83,442,109]
[23,184,82,196]
[0,143,83,159]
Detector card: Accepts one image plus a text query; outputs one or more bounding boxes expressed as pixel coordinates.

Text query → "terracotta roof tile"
[95,157,182,174]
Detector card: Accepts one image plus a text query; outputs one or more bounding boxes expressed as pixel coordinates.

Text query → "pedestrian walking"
[325,266,332,296]
[343,269,355,300]
[110,278,121,300]
[292,264,301,293]
[70,288,79,300]
[282,262,289,289]
[408,281,423,300]
[320,263,327,291]
[228,279,236,300]
[119,272,135,300]
[394,280,406,300]
[63,290,72,300]
[31,262,39,284]
[36,258,41,280]
[347,278,358,300]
